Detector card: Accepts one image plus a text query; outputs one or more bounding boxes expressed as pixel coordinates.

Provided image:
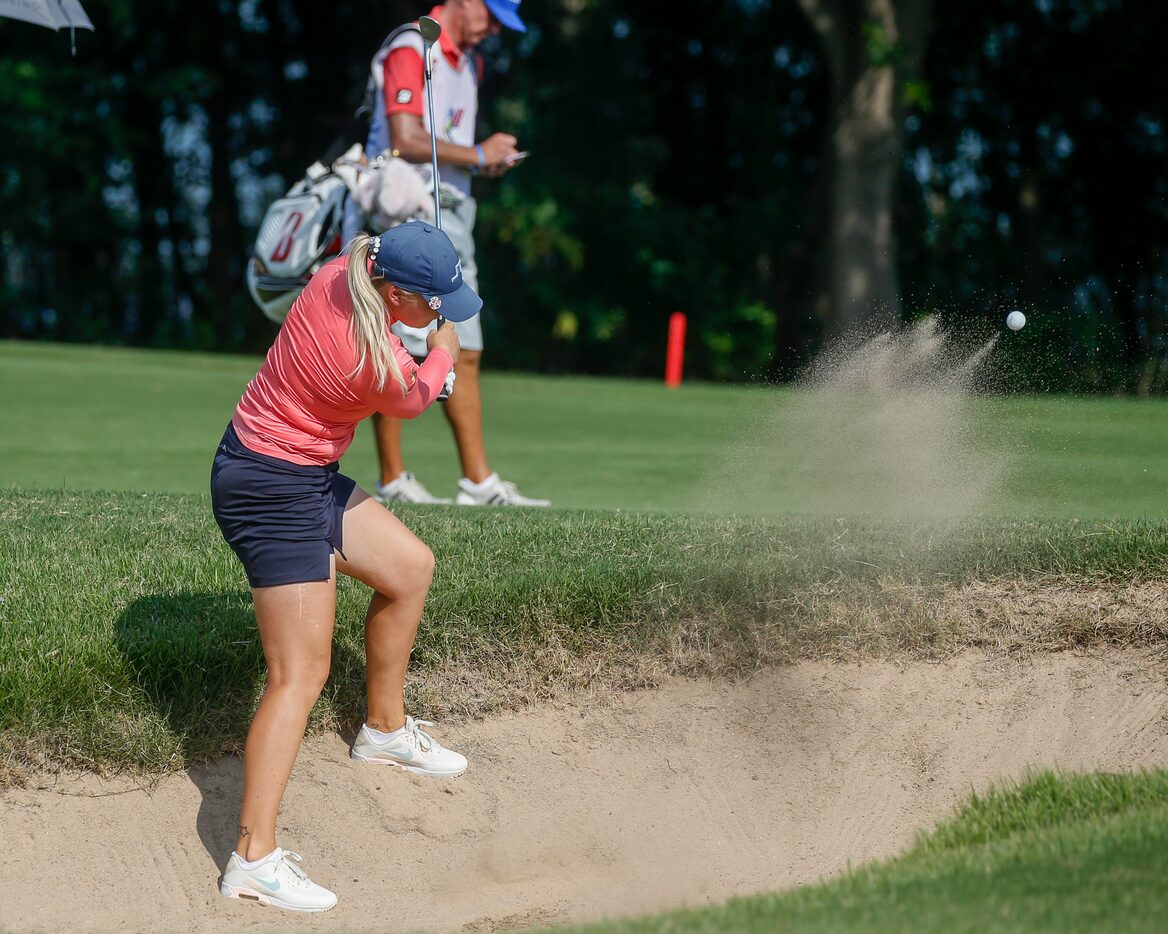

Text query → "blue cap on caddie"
[371,221,482,322]
[484,0,526,32]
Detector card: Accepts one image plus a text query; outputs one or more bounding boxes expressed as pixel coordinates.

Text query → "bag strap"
[355,23,423,123]
[321,23,423,170]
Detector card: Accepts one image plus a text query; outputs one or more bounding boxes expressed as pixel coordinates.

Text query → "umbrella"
[0,0,94,54]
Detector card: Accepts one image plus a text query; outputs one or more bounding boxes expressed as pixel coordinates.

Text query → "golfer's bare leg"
[236,574,336,860]
[371,413,405,487]
[335,487,435,732]
[442,351,490,483]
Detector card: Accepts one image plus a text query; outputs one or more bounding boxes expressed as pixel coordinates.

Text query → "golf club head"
[418,14,444,229]
[419,15,441,47]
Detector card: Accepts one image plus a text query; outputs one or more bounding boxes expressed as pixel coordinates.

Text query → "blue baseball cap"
[371,221,482,322]
[484,0,526,32]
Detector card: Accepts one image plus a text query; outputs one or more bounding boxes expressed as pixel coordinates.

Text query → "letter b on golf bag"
[246,164,349,324]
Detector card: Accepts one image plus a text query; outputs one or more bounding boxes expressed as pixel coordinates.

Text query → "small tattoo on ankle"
[239,826,250,838]
[368,722,382,731]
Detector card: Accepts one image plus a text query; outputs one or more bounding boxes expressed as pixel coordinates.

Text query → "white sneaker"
[350,716,467,777]
[375,471,452,504]
[455,472,550,507]
[219,848,337,912]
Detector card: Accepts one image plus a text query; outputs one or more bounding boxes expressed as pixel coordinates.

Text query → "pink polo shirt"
[232,255,453,466]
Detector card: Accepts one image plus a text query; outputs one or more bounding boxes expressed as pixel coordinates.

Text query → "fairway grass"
[3,343,1167,930]
[547,770,1168,933]
[3,340,1168,779]
[3,340,1168,518]
[2,489,1167,782]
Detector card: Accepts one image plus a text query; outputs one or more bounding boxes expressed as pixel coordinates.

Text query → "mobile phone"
[502,151,531,166]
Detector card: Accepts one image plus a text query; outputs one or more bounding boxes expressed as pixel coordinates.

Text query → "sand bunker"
[2,649,1167,933]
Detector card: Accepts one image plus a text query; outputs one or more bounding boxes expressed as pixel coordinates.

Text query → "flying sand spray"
[701,314,1022,524]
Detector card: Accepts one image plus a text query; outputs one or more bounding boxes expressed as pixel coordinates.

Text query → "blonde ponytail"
[346,233,408,395]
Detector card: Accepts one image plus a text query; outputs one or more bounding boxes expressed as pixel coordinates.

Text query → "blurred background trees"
[1,0,1164,392]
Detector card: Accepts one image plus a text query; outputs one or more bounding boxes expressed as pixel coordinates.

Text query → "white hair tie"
[369,235,382,259]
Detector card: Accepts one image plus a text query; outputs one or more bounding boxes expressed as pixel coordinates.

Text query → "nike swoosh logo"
[253,876,281,892]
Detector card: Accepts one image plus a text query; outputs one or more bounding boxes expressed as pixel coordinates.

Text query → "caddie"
[347,0,548,507]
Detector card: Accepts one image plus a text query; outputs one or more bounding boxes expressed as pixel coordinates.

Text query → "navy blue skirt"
[210,423,357,588]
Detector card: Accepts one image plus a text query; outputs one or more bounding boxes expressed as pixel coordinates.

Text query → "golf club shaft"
[419,16,450,401]
[422,34,442,229]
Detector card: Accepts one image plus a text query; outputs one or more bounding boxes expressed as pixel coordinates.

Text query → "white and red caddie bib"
[369,6,481,197]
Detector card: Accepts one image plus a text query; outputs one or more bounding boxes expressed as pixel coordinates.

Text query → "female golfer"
[211,221,479,912]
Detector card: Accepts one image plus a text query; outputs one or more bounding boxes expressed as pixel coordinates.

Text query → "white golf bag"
[246,149,360,324]
[247,21,462,325]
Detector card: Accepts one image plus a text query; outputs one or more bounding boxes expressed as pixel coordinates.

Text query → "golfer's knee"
[269,658,331,703]
[407,542,436,592]
[390,539,436,597]
[370,540,433,599]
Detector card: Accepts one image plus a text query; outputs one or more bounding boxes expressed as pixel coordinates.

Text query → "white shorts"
[392,195,482,358]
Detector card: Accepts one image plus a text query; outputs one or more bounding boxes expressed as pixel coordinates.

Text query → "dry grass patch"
[404,577,1168,724]
[5,490,1168,782]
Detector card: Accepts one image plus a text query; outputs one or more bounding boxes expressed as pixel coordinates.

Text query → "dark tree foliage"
[902,0,1168,392]
[474,0,827,380]
[1,0,1165,391]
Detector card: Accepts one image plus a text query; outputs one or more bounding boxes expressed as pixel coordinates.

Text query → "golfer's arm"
[370,347,454,419]
[389,113,480,168]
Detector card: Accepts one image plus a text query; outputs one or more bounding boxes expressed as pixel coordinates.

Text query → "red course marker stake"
[665,311,687,388]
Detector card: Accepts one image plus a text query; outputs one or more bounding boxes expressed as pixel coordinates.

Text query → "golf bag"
[244,26,421,325]
[247,21,468,325]
[245,150,359,324]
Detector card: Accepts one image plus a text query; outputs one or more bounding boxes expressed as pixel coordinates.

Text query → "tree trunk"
[831,63,900,327]
[797,0,932,331]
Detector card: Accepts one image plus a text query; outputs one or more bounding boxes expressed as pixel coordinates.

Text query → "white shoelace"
[495,480,522,503]
[390,473,447,503]
[274,851,310,889]
[394,472,422,492]
[405,716,440,753]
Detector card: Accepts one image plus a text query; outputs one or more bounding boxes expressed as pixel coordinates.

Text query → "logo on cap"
[371,221,482,322]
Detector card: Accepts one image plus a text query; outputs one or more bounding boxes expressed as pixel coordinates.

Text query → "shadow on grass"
[115,591,264,760]
[114,590,368,866]
[115,591,259,865]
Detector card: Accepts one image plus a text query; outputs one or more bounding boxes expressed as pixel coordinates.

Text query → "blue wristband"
[474,144,485,168]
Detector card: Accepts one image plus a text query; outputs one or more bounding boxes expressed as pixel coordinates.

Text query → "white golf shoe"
[219,848,337,912]
[350,716,467,777]
[375,471,452,504]
[455,472,550,507]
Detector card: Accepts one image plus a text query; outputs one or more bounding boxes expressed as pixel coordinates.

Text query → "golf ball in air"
[1006,311,1026,331]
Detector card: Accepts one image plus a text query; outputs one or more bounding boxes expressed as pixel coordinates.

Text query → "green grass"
[3,342,1168,778]
[4,340,1168,518]
[2,344,1166,927]
[543,770,1168,933]
[2,489,1167,780]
